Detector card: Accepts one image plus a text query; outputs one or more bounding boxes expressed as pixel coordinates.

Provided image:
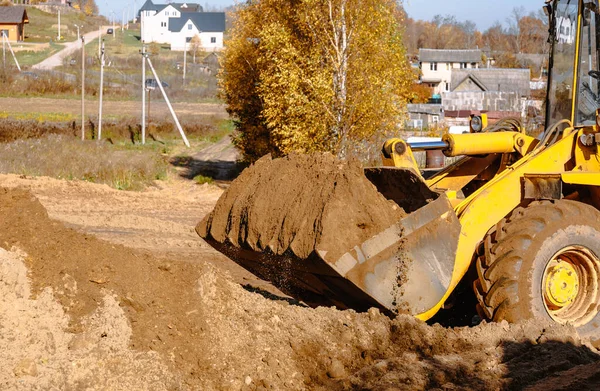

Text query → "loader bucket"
[201,166,462,315]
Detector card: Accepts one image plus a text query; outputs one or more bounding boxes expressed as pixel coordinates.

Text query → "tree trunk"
[330,0,349,157]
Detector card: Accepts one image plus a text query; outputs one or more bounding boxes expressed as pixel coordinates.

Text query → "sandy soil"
[2,172,600,390]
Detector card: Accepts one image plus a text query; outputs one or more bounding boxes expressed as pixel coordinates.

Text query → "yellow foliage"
[220,0,415,161]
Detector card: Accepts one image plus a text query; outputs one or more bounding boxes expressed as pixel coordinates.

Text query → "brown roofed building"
[0,6,29,42]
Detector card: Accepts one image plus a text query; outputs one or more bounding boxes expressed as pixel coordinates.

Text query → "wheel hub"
[544,261,579,308]
[542,245,600,326]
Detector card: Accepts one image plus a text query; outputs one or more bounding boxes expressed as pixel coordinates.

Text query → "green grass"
[14,42,63,67]
[193,174,213,185]
[25,8,107,43]
[85,27,170,58]
[0,111,76,122]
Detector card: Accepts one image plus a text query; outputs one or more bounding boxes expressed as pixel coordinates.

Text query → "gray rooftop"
[407,104,443,116]
[171,3,203,12]
[139,0,163,14]
[138,1,203,17]
[451,68,531,96]
[0,6,28,24]
[169,12,225,33]
[419,49,482,63]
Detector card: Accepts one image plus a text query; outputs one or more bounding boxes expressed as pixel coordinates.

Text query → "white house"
[419,49,483,95]
[556,15,576,44]
[138,0,225,51]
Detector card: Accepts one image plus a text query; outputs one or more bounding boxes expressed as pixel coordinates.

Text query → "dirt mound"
[198,153,405,260]
[0,247,177,390]
[2,180,600,390]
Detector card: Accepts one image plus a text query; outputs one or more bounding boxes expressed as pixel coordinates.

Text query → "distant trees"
[72,0,99,16]
[403,6,549,57]
[403,14,485,53]
[189,35,202,63]
[221,0,415,161]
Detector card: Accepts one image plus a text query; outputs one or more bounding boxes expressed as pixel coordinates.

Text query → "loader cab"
[546,0,600,127]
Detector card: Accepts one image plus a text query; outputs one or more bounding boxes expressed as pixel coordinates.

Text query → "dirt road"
[33,30,102,70]
[0,96,228,121]
[0,170,600,389]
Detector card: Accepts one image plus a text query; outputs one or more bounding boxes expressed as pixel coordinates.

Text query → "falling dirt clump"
[198,153,406,260]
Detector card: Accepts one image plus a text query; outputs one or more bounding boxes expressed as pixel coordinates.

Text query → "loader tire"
[475,200,600,343]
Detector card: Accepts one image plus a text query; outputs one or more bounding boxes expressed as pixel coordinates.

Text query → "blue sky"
[403,0,543,29]
[98,0,543,30]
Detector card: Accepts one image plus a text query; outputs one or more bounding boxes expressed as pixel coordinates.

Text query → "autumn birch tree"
[220,0,414,161]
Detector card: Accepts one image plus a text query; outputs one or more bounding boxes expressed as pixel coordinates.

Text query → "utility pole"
[2,31,5,71]
[98,25,102,58]
[74,24,80,41]
[112,11,116,40]
[57,10,61,41]
[81,36,86,140]
[183,39,187,86]
[146,57,190,147]
[98,41,105,141]
[2,32,20,71]
[141,45,146,144]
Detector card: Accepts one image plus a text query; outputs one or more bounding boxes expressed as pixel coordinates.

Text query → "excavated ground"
[1,152,600,389]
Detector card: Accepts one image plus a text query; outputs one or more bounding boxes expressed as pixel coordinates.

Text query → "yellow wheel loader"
[201,0,600,342]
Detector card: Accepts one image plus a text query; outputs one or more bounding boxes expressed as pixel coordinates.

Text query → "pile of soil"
[0,247,177,390]
[2,177,600,390]
[198,153,406,260]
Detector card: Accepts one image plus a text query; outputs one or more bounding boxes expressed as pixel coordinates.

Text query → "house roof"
[139,0,164,14]
[0,6,29,24]
[419,49,482,63]
[451,68,531,96]
[139,1,203,16]
[170,3,203,12]
[168,12,225,33]
[407,104,443,116]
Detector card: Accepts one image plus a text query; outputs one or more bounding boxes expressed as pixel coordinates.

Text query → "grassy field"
[0,134,169,190]
[56,27,220,103]
[25,7,107,43]
[13,42,63,67]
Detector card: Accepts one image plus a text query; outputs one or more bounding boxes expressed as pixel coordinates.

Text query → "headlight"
[470,115,483,133]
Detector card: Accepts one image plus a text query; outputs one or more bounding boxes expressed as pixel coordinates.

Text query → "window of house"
[445,82,449,92]
[165,11,169,16]
[471,62,477,68]
[430,62,438,71]
[460,62,467,69]
[0,30,8,38]
[210,37,216,43]
[188,24,193,30]
[446,63,450,70]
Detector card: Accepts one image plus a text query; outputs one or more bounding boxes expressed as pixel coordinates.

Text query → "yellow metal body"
[442,132,537,157]
[382,0,600,321]
[388,125,600,321]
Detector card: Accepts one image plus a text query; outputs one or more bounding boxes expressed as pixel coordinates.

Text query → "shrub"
[193,174,213,185]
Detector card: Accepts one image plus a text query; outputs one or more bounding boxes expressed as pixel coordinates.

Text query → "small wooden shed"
[0,6,29,42]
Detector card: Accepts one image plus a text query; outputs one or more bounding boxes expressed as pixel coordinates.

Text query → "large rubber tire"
[474,200,600,343]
